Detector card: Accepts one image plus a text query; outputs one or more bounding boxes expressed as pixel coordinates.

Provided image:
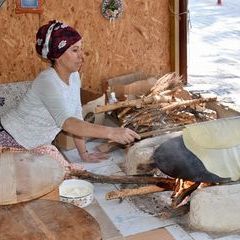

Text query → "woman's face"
[55,40,84,73]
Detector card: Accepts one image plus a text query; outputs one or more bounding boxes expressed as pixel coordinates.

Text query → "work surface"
[0,199,101,240]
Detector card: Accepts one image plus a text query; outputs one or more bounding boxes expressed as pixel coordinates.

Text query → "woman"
[0,20,140,168]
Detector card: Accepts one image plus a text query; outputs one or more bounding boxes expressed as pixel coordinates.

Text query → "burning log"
[69,168,208,209]
[171,182,200,208]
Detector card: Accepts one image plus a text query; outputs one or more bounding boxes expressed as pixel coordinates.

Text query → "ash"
[121,184,189,219]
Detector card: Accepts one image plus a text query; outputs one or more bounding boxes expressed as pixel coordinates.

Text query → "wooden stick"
[95,95,172,114]
[122,97,216,127]
[148,73,183,97]
[160,97,216,113]
[70,170,176,189]
[117,107,132,119]
[106,185,165,200]
[97,125,185,153]
[171,182,200,208]
[139,125,184,138]
[96,125,184,153]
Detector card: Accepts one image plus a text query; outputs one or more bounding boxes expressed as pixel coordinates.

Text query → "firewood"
[153,97,217,113]
[147,73,183,97]
[95,94,172,114]
[139,125,185,138]
[70,169,176,189]
[117,107,132,119]
[157,86,179,96]
[168,111,197,124]
[121,97,216,129]
[96,126,185,153]
[171,182,200,208]
[105,185,165,200]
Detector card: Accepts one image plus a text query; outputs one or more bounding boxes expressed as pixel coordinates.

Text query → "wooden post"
[179,0,188,84]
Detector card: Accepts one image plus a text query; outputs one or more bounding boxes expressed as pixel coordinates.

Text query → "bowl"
[59,179,94,208]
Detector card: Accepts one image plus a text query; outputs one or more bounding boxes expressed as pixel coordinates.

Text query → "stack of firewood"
[95,73,217,134]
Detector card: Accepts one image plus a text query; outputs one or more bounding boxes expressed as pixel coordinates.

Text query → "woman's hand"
[79,150,110,163]
[107,127,141,145]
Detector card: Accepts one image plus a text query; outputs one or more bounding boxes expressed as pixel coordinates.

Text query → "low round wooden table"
[0,199,102,240]
[0,151,65,205]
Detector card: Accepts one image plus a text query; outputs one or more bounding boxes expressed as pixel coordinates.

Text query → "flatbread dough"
[183,117,240,181]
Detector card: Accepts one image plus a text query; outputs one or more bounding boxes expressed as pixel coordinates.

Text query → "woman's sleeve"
[33,77,80,128]
[76,75,84,121]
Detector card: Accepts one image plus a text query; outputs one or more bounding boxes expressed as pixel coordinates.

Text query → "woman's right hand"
[108,127,141,145]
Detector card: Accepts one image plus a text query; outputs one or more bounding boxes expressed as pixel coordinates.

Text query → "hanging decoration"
[0,0,6,7]
[101,0,123,20]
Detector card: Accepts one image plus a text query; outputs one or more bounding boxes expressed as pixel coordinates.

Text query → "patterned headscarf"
[36,20,82,60]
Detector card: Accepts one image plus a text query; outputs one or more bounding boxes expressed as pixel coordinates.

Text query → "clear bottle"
[109,92,118,104]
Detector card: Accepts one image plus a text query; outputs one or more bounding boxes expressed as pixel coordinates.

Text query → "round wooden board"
[0,151,65,205]
[0,199,101,240]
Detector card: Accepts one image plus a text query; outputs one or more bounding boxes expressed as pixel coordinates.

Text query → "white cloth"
[183,116,240,181]
[1,67,83,149]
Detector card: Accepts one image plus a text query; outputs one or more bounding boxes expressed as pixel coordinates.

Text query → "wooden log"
[168,111,197,124]
[117,107,132,119]
[171,182,200,208]
[139,125,185,138]
[70,170,176,189]
[123,97,216,127]
[106,185,165,200]
[148,73,183,96]
[156,86,180,97]
[96,126,185,153]
[95,95,172,114]
[161,97,217,113]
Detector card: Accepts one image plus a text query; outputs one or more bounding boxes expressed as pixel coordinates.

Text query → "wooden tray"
[0,151,65,205]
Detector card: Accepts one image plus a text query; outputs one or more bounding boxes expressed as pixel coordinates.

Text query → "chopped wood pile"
[96,73,217,134]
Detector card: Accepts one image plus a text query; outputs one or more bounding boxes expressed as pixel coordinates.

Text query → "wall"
[0,0,171,93]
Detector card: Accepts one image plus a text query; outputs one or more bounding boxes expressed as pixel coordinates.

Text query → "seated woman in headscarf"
[0,20,140,171]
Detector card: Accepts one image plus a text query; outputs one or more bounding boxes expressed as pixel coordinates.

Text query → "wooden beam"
[179,0,188,84]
